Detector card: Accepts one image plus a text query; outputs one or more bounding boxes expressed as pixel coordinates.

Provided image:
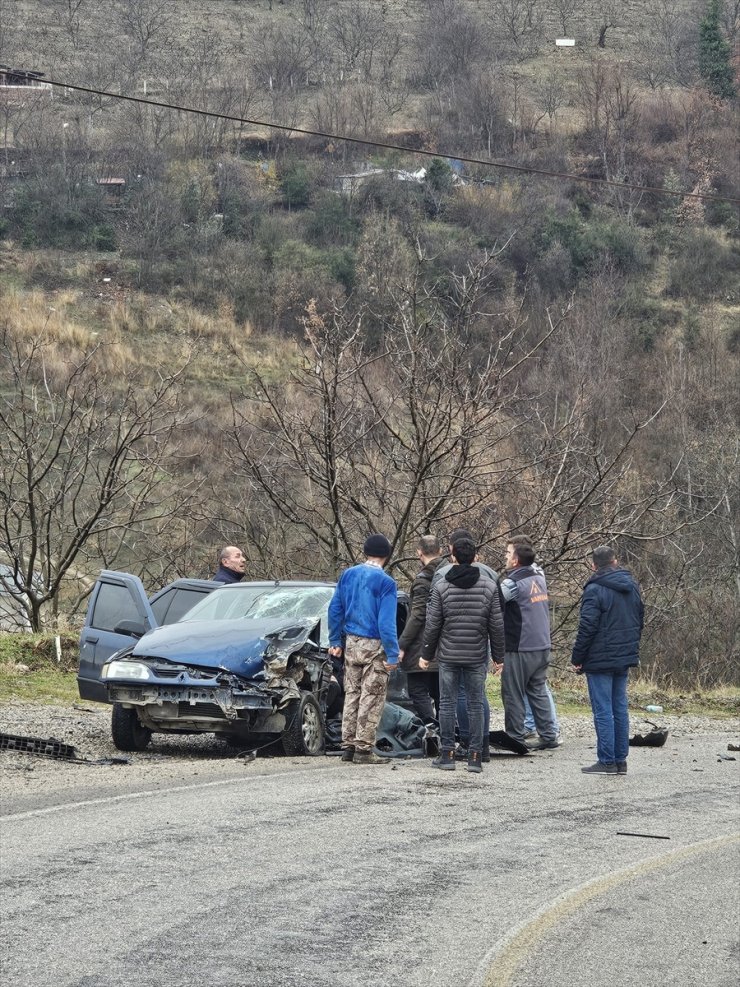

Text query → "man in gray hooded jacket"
[422,538,504,773]
[499,536,559,749]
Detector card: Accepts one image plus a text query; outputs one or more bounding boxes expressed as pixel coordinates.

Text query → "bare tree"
[596,0,620,48]
[223,249,569,576]
[116,0,175,61]
[0,328,199,629]
[50,0,89,49]
[551,0,584,37]
[488,0,544,60]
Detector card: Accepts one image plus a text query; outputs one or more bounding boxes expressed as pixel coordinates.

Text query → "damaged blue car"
[78,573,409,756]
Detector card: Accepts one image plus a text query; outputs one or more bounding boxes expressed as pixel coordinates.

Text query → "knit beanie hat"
[363,534,392,558]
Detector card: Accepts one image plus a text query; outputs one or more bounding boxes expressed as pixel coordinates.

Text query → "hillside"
[0,0,738,687]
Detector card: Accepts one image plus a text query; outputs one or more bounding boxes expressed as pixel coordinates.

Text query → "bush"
[91,224,117,251]
[541,209,646,277]
[279,162,314,209]
[665,230,739,301]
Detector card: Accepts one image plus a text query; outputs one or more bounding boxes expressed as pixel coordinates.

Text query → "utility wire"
[36,76,740,205]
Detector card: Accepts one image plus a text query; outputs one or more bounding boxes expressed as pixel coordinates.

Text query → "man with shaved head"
[213,545,247,584]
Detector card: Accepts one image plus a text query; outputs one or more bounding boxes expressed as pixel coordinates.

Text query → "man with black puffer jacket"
[571,545,644,776]
[422,538,504,774]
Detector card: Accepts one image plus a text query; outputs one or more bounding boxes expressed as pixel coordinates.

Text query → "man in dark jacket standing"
[397,535,445,723]
[213,546,246,583]
[571,545,644,775]
[422,538,504,773]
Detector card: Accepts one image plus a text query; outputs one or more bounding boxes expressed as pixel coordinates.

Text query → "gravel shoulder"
[2,698,738,814]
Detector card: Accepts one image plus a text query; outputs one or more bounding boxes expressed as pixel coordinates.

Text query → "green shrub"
[541,209,646,277]
[91,224,117,251]
[665,230,739,301]
[280,162,314,209]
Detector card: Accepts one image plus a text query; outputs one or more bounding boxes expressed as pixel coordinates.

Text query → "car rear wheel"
[281,692,324,756]
[111,703,152,751]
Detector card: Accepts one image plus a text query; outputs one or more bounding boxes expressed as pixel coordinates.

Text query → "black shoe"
[581,761,618,774]
[467,751,482,774]
[481,741,490,763]
[616,760,628,774]
[432,750,456,771]
[341,747,355,763]
[454,745,469,761]
[354,751,390,765]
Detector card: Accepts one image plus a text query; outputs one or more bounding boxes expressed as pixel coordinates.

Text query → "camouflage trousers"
[341,635,390,753]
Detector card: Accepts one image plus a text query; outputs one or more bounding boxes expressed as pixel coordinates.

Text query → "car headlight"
[102,660,153,681]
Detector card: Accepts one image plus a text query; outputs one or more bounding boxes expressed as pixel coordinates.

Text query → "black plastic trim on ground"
[0,731,78,761]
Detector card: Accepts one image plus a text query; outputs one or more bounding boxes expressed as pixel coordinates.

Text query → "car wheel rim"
[302,704,321,752]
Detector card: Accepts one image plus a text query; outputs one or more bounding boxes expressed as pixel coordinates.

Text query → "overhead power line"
[36,76,740,206]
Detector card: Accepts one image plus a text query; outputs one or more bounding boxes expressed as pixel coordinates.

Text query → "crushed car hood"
[130,618,318,678]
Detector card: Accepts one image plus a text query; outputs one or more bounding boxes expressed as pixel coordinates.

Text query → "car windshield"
[180,584,335,625]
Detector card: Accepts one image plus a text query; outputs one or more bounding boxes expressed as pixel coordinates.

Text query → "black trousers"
[407,670,440,724]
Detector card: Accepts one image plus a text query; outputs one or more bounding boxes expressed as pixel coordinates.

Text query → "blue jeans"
[524,685,559,733]
[456,682,490,745]
[439,662,487,755]
[586,671,629,764]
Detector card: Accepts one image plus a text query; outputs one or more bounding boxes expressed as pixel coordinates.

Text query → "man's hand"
[418,658,430,671]
[328,646,343,657]
[572,663,583,673]
[398,649,405,660]
[490,661,503,675]
[383,661,397,673]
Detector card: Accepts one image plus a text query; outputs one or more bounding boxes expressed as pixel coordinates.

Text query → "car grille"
[177,702,225,719]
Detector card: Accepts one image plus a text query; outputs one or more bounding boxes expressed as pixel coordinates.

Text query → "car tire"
[111,703,152,751]
[281,692,325,756]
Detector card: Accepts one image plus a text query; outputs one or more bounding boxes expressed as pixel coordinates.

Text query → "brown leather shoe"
[354,751,390,765]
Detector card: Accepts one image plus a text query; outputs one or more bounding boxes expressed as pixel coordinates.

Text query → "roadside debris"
[630,722,669,747]
[727,743,740,752]
[616,831,671,840]
[0,731,129,766]
[1,731,78,761]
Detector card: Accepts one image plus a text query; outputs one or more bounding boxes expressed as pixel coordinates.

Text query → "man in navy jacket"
[571,545,644,775]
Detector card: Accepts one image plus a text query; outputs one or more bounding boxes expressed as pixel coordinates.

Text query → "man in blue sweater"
[328,534,399,765]
[571,545,644,775]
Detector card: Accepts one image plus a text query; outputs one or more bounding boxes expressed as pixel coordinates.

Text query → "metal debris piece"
[616,832,671,840]
[0,732,78,761]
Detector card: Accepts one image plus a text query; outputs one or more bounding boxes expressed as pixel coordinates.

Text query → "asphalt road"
[1,732,738,987]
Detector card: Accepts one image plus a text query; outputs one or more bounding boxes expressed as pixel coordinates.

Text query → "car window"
[151,588,211,625]
[90,582,140,632]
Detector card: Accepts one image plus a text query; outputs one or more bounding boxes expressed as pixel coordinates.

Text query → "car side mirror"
[113,619,146,638]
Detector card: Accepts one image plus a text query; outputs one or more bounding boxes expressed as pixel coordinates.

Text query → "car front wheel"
[281,692,324,756]
[111,703,152,751]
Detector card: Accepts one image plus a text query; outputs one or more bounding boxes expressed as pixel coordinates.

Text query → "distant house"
[333,168,387,195]
[0,66,51,102]
[96,177,126,205]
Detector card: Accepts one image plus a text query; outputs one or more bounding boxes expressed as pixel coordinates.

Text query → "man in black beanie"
[328,534,400,765]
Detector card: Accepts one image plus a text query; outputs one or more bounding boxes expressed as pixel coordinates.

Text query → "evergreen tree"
[698,0,737,100]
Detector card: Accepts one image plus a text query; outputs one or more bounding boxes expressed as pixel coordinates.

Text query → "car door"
[77,571,157,702]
